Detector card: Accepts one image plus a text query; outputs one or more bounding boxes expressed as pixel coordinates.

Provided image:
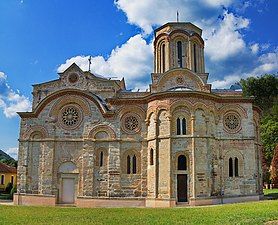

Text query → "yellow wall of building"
[0,172,17,191]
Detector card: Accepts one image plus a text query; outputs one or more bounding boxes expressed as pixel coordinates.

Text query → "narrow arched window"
[127,155,131,174]
[0,175,4,185]
[193,43,197,72]
[177,118,181,135]
[235,157,239,177]
[100,151,104,167]
[150,148,154,165]
[11,176,14,185]
[177,41,183,67]
[132,155,137,174]
[182,118,186,135]
[178,155,187,170]
[229,158,233,177]
[162,44,166,73]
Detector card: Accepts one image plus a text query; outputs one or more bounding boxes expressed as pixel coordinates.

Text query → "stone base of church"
[75,197,145,208]
[189,194,263,206]
[13,194,263,207]
[13,193,56,206]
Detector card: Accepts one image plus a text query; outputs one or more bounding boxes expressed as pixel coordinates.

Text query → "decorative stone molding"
[121,113,141,134]
[23,125,49,140]
[88,125,116,139]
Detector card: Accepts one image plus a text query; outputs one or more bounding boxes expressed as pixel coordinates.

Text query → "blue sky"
[0,0,277,159]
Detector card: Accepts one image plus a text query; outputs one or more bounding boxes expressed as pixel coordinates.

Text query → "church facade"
[14,22,263,207]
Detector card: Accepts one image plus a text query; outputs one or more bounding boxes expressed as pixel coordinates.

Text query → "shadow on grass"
[264,189,278,200]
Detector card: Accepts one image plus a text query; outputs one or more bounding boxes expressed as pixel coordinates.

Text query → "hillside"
[0,150,17,167]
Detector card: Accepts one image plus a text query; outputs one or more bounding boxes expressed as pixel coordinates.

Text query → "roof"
[0,162,17,173]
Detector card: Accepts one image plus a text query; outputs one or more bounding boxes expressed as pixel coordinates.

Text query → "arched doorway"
[58,162,79,204]
[177,155,188,202]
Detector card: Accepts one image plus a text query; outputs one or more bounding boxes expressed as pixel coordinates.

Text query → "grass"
[0,200,278,225]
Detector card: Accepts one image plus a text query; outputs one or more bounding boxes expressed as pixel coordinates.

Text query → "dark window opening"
[177,41,183,68]
[229,157,233,177]
[182,118,186,135]
[177,118,181,135]
[132,155,137,174]
[100,151,104,167]
[150,149,154,165]
[193,43,197,72]
[235,157,239,177]
[0,175,4,185]
[162,44,166,72]
[178,155,187,170]
[11,176,14,185]
[127,155,131,174]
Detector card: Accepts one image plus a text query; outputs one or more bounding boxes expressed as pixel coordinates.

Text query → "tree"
[271,145,278,188]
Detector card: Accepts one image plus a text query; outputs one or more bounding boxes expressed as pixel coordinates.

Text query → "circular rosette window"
[59,105,83,130]
[122,113,141,134]
[68,73,79,84]
[223,112,241,133]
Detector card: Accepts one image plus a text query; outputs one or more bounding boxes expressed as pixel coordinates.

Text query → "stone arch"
[189,35,204,47]
[170,100,193,114]
[50,95,91,118]
[117,105,146,120]
[88,125,116,139]
[219,104,248,119]
[24,125,49,140]
[122,149,141,174]
[224,150,244,178]
[58,161,79,174]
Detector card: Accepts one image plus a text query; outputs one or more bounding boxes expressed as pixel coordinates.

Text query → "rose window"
[59,105,82,129]
[68,73,79,84]
[122,113,141,134]
[125,116,139,131]
[224,113,240,132]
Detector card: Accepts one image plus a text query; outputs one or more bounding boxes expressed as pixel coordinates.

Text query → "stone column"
[81,141,94,196]
[17,141,29,193]
[107,141,121,197]
[191,114,196,199]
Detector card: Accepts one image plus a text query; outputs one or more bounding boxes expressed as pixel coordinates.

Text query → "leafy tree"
[271,145,278,188]
[240,74,278,182]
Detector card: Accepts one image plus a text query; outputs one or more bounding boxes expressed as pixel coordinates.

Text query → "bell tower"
[154,22,205,74]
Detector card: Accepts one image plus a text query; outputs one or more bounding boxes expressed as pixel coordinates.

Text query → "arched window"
[182,118,186,135]
[161,44,166,73]
[177,41,183,68]
[235,157,239,177]
[0,175,4,185]
[193,43,197,72]
[229,157,233,177]
[177,117,186,135]
[127,155,131,174]
[11,176,14,185]
[178,155,187,170]
[132,155,137,174]
[100,151,104,167]
[150,148,154,165]
[177,118,181,135]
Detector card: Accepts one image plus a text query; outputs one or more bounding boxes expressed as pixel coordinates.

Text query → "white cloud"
[0,71,32,118]
[204,0,234,8]
[58,34,153,89]
[211,74,241,89]
[204,11,249,61]
[4,147,18,160]
[250,43,259,54]
[251,50,278,75]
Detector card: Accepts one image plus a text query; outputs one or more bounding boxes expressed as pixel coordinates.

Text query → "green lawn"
[264,188,278,199]
[0,200,278,225]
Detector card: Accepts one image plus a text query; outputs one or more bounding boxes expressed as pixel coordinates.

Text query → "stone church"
[14,22,263,207]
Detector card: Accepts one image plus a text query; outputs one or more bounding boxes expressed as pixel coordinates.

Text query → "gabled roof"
[0,162,16,173]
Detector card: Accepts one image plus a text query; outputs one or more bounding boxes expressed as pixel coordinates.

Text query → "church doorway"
[61,178,75,204]
[177,174,188,202]
[58,161,79,204]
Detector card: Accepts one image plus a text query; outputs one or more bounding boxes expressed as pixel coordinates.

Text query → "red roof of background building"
[0,162,17,173]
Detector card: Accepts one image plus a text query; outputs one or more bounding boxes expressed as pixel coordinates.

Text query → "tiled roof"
[0,162,17,173]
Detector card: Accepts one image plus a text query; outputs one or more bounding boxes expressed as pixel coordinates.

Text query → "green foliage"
[0,149,17,167]
[240,74,278,112]
[240,74,278,167]
[5,182,13,194]
[10,184,17,198]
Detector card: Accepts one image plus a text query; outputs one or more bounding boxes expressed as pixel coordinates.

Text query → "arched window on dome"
[178,155,187,170]
[193,43,197,72]
[177,41,183,68]
[177,118,187,135]
[161,43,166,73]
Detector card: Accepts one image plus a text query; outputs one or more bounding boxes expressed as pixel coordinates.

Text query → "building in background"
[15,22,263,207]
[0,162,17,191]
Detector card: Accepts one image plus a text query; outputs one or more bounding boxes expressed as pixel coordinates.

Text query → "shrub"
[5,182,13,194]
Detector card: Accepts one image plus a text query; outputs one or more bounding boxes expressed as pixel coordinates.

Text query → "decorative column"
[190,114,196,199]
